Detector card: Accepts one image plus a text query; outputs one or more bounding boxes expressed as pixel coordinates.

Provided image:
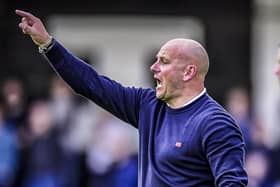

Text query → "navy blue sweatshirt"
[44,41,248,187]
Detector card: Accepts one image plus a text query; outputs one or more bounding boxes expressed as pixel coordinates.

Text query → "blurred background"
[1,0,280,186]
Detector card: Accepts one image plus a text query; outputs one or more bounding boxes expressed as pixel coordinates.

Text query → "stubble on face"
[154,42,187,102]
[153,39,209,107]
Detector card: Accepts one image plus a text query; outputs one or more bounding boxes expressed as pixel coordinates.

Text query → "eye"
[161,59,167,64]
[155,56,169,65]
[161,57,169,64]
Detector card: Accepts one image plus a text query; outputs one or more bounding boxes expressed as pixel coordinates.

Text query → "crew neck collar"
[167,88,206,109]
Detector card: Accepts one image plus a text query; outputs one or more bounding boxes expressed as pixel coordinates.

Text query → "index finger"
[15,10,37,21]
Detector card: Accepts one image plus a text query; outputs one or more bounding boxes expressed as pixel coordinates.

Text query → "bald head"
[163,38,209,78]
[151,38,209,107]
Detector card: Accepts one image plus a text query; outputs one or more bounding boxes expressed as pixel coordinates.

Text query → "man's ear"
[183,64,197,81]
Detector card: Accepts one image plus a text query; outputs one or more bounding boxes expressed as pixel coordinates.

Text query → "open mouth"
[155,78,162,89]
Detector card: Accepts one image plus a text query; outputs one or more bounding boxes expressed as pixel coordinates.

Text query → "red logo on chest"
[175,141,182,148]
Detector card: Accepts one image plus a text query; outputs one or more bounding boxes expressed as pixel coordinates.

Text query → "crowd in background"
[225,86,280,187]
[0,76,280,187]
[0,77,138,187]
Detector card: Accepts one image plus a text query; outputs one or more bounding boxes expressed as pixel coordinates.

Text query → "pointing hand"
[15,10,52,46]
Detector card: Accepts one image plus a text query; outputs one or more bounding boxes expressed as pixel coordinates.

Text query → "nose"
[150,61,159,73]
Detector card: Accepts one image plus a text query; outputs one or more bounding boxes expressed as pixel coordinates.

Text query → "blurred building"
[1,0,251,103]
[252,0,280,147]
[2,0,280,186]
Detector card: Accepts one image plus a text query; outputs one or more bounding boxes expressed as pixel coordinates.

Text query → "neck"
[167,86,205,109]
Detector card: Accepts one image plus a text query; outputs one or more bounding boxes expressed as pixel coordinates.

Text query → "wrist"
[38,36,55,53]
[39,35,53,49]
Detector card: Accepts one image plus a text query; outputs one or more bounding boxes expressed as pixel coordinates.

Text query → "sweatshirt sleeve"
[202,113,248,187]
[43,40,142,127]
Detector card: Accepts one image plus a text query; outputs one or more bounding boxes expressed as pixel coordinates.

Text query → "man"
[15,10,248,186]
[275,47,280,81]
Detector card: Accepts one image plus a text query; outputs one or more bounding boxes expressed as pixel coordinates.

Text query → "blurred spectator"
[48,75,95,187]
[48,75,94,152]
[48,75,75,130]
[274,46,280,82]
[1,78,26,129]
[0,102,19,187]
[246,149,276,187]
[86,112,138,187]
[250,119,268,149]
[226,86,280,186]
[225,86,255,151]
[21,100,63,187]
[270,46,280,185]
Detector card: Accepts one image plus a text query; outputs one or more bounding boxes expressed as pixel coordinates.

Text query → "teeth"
[154,76,162,89]
[156,79,162,89]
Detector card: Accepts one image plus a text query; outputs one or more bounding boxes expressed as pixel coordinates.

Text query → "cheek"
[165,73,183,90]
[161,66,184,85]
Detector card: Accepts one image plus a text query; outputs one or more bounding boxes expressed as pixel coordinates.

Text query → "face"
[275,48,280,81]
[150,43,186,102]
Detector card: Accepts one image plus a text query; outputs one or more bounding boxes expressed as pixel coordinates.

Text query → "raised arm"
[15,10,144,127]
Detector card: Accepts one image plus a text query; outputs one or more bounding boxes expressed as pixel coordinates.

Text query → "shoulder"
[198,94,241,135]
[200,94,235,123]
